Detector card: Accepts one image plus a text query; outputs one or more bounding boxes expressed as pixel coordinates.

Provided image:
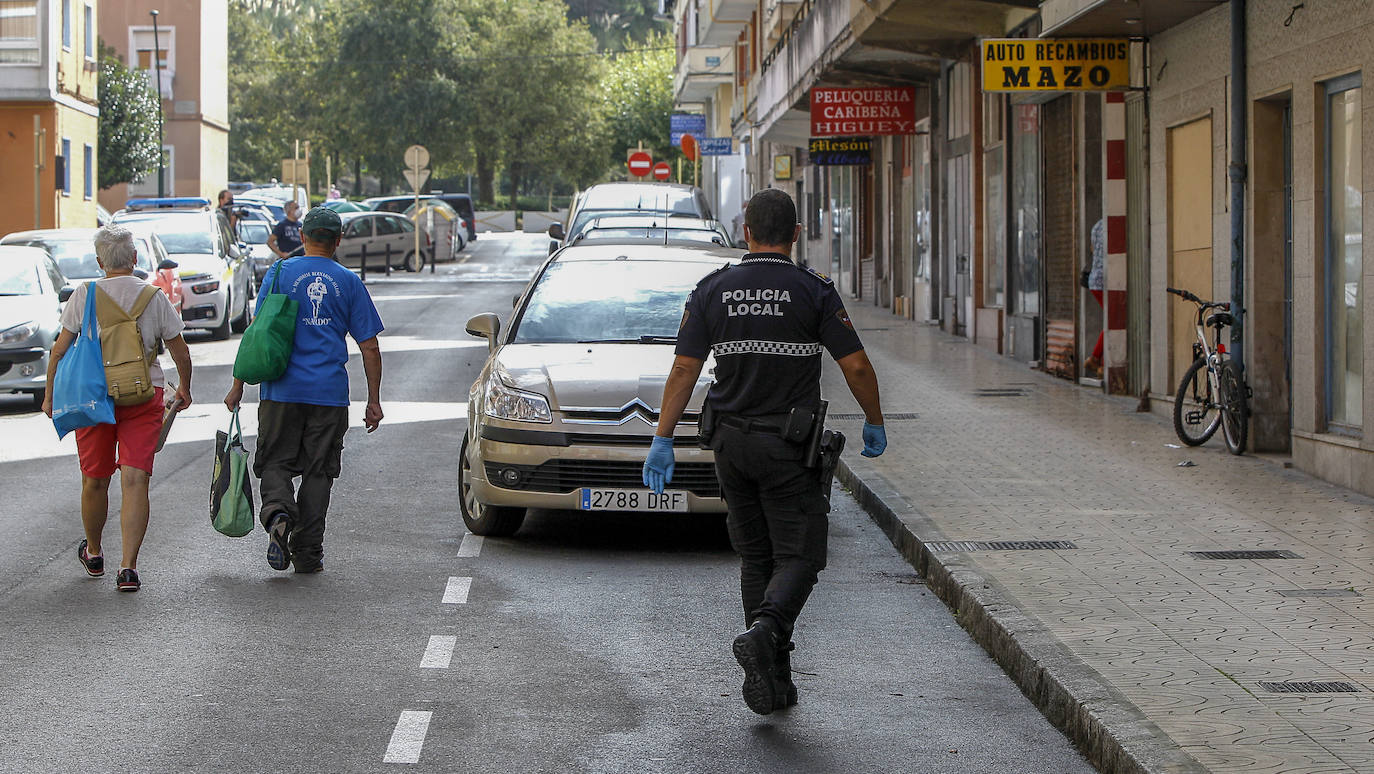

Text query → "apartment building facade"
[674,0,1374,497]
[98,0,227,210]
[0,0,101,234]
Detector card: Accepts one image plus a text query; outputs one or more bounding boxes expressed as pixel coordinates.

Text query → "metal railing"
[760,0,815,73]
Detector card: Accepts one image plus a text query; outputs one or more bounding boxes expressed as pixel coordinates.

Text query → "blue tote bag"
[51,282,115,439]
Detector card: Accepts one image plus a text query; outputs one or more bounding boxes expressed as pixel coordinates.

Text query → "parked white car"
[458,242,744,537]
[113,201,253,340]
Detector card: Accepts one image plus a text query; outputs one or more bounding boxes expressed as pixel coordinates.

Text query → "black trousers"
[712,423,830,638]
[253,400,349,568]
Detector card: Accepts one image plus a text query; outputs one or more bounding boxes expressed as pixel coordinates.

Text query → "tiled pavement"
[819,302,1374,774]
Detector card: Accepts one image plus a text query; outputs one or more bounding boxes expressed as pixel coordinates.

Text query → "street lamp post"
[150,9,165,197]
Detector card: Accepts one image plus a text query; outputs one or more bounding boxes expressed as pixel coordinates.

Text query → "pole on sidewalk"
[1229,0,1247,378]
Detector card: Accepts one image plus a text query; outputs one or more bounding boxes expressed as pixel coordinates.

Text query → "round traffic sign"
[680,133,699,162]
[627,151,652,177]
[404,144,430,169]
[652,161,672,181]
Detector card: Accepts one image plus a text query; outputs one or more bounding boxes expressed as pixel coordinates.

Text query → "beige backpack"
[94,284,162,406]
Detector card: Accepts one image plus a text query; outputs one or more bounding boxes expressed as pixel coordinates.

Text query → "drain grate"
[1274,588,1361,598]
[1259,681,1361,694]
[926,540,1078,552]
[973,387,1030,397]
[830,412,918,421]
[1187,550,1301,560]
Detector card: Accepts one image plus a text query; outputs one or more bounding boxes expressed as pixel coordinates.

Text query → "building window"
[129,26,175,98]
[61,138,71,195]
[83,4,92,60]
[61,0,69,49]
[1325,73,1363,430]
[0,0,40,64]
[83,144,92,200]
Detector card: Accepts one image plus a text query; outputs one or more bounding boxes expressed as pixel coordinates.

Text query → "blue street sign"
[699,137,734,156]
[670,113,707,146]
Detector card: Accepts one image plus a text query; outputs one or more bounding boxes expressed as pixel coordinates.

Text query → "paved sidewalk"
[820,301,1374,774]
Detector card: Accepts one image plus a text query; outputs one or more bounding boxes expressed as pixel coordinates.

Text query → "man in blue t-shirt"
[225,206,384,573]
[268,200,303,259]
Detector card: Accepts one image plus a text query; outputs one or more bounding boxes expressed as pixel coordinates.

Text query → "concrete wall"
[1148,0,1374,491]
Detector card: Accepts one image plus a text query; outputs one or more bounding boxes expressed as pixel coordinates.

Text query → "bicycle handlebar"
[1167,287,1229,311]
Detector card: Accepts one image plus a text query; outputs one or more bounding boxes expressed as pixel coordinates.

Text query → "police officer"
[643,188,886,715]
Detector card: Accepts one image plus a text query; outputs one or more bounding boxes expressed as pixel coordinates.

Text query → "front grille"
[486,460,721,499]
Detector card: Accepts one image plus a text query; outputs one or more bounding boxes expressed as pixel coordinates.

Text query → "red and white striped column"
[1103,92,1128,392]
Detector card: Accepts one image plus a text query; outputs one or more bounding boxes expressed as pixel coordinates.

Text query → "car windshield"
[239,222,271,244]
[512,259,725,344]
[580,228,727,245]
[41,238,102,279]
[0,260,41,295]
[579,186,698,213]
[116,213,215,254]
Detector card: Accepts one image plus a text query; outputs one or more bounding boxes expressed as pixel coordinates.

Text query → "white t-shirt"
[60,275,185,389]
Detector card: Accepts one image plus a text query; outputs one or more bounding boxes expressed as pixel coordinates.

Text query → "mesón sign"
[808,137,872,166]
[982,38,1130,92]
[810,87,917,136]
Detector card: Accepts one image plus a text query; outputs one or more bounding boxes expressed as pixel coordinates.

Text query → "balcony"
[674,45,734,104]
[696,0,752,46]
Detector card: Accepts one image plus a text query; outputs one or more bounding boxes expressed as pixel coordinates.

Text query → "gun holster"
[816,430,846,500]
[697,400,717,449]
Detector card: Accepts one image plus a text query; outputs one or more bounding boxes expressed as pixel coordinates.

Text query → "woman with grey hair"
[42,224,194,592]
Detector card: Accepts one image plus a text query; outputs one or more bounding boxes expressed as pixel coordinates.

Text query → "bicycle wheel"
[1218,361,1249,455]
[1173,358,1221,446]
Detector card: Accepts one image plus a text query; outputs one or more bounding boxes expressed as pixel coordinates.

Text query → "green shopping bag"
[232,260,299,385]
[210,409,255,537]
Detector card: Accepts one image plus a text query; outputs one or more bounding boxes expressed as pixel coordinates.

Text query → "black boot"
[732,618,779,715]
[774,641,798,710]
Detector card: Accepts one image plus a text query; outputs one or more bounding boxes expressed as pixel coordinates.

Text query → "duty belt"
[717,414,789,436]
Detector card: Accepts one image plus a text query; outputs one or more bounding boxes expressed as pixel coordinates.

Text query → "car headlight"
[0,322,39,345]
[192,280,220,294]
[484,372,551,423]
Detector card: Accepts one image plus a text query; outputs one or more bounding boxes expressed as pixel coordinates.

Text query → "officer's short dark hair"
[744,188,797,246]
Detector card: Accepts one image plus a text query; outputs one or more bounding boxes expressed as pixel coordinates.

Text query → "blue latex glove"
[861,422,887,457]
[642,435,676,494]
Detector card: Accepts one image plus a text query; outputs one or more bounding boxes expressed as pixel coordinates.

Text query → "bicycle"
[1167,287,1250,455]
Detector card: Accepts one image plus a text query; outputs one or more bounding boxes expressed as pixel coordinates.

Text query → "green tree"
[566,0,669,50]
[600,35,675,169]
[96,42,162,189]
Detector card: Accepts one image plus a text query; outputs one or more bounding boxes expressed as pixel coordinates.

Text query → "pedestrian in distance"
[267,200,304,262]
[643,188,887,715]
[224,206,384,574]
[217,189,238,232]
[42,225,194,592]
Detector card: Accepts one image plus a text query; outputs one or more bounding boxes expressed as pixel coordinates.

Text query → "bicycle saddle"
[1205,312,1235,329]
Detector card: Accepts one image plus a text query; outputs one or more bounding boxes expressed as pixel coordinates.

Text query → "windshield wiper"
[638,335,676,344]
[574,336,678,344]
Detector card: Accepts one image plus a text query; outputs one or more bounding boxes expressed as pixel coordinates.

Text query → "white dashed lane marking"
[420,636,457,669]
[456,534,483,558]
[442,576,472,604]
[383,711,433,764]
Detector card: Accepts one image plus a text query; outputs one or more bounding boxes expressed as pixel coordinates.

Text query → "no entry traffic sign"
[627,151,652,177]
[652,161,671,181]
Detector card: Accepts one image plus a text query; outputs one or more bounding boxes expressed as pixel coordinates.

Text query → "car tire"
[230,288,253,333]
[403,249,423,273]
[208,294,232,340]
[459,434,526,537]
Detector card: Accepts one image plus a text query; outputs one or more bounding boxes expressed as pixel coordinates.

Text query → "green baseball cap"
[301,206,343,239]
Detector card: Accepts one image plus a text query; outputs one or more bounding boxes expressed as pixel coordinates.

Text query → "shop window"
[1325,74,1363,430]
[983,95,1007,308]
[1011,105,1041,315]
[0,0,39,64]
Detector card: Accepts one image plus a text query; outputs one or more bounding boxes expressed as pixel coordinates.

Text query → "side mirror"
[547,223,565,240]
[58,286,74,303]
[158,259,179,271]
[465,312,501,353]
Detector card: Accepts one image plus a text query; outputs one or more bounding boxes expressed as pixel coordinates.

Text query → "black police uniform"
[676,251,864,638]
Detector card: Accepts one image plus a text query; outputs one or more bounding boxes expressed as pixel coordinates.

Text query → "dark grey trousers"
[253,400,349,568]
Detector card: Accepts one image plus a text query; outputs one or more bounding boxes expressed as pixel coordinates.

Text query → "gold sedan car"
[459,242,744,536]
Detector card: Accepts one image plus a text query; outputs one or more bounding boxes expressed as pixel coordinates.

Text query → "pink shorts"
[75,388,164,478]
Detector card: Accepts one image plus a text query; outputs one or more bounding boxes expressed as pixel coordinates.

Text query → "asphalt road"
[0,233,1092,773]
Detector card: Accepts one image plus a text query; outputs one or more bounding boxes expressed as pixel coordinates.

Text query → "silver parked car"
[336,211,432,272]
[0,246,70,407]
[458,241,744,537]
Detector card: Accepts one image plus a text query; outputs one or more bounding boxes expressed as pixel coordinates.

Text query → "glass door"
[1325,74,1363,430]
